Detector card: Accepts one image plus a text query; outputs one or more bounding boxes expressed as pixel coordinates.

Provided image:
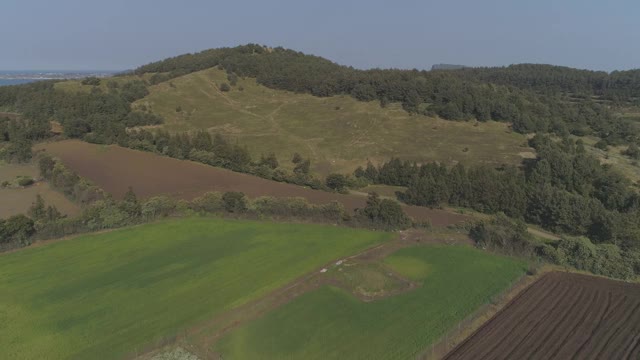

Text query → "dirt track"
[444,272,640,360]
[36,140,470,226]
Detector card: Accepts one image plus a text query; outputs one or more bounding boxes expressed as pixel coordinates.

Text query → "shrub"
[219,83,231,92]
[17,176,34,187]
[355,192,411,231]
[190,192,224,213]
[326,173,348,192]
[142,196,176,219]
[469,214,534,256]
[222,192,247,213]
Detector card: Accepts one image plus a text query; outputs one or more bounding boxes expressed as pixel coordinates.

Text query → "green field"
[214,245,527,359]
[131,68,531,175]
[0,217,391,359]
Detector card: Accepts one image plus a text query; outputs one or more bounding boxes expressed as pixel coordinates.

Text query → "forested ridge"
[134,44,639,145]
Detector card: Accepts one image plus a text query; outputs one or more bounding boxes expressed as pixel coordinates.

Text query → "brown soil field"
[445,272,640,360]
[35,140,470,226]
[0,162,80,218]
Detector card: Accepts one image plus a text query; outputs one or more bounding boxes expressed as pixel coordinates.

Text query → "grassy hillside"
[133,68,532,174]
[0,217,390,359]
[213,245,526,359]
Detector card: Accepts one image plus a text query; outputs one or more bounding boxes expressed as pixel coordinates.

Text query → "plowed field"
[35,140,469,226]
[445,272,640,360]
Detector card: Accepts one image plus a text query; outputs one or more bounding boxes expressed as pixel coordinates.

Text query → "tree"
[119,187,141,218]
[259,153,279,169]
[64,118,91,138]
[326,173,348,192]
[623,143,640,160]
[357,192,411,230]
[219,83,231,92]
[291,152,303,164]
[0,214,35,245]
[222,191,247,213]
[28,194,46,221]
[293,159,311,175]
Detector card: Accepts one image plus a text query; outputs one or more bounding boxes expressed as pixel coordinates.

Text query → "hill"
[132,67,531,174]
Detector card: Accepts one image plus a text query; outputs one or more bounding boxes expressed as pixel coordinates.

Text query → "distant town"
[0,71,117,80]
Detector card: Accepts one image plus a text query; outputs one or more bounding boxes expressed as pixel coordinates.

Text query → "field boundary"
[421,267,551,359]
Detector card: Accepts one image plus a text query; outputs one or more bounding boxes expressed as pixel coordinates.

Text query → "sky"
[2,0,639,72]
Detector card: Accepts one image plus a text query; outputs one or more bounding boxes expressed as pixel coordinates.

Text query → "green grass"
[133,68,531,175]
[0,217,391,359]
[214,245,527,359]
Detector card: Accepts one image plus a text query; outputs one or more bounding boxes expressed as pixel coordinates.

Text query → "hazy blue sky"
[2,0,638,71]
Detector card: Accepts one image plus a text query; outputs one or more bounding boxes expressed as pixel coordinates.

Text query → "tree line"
[470,214,639,280]
[124,129,329,190]
[442,63,640,104]
[357,134,640,248]
[0,156,411,252]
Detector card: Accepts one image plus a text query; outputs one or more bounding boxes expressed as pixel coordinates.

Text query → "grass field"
[132,68,532,175]
[0,217,391,359]
[213,245,527,359]
[0,162,79,218]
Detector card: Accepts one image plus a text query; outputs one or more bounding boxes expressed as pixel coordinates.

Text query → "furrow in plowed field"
[445,272,640,360]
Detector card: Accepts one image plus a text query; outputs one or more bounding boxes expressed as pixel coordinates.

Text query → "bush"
[326,173,348,192]
[219,83,231,92]
[469,214,534,256]
[535,243,567,265]
[81,77,101,86]
[17,176,34,187]
[222,192,247,213]
[190,192,224,213]
[557,236,596,270]
[355,192,411,231]
[142,196,176,219]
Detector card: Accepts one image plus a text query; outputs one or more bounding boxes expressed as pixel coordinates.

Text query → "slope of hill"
[133,68,531,174]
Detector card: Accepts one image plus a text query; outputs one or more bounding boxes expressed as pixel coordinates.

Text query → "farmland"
[35,140,470,226]
[445,272,640,360]
[0,217,391,359]
[132,68,532,174]
[212,245,527,359]
[0,162,79,218]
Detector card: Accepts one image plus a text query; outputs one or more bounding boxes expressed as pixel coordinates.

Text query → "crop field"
[35,140,470,226]
[212,245,527,359]
[0,162,79,218]
[0,217,391,359]
[445,272,640,360]
[132,68,532,174]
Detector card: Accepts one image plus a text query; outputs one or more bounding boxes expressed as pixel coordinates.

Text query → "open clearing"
[210,244,526,359]
[0,217,390,359]
[131,68,531,174]
[445,272,640,360]
[35,140,470,226]
[0,162,79,218]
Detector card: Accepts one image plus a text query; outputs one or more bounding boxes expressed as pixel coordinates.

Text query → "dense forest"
[444,64,640,102]
[358,134,640,247]
[355,134,640,278]
[134,44,639,145]
[0,80,161,162]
